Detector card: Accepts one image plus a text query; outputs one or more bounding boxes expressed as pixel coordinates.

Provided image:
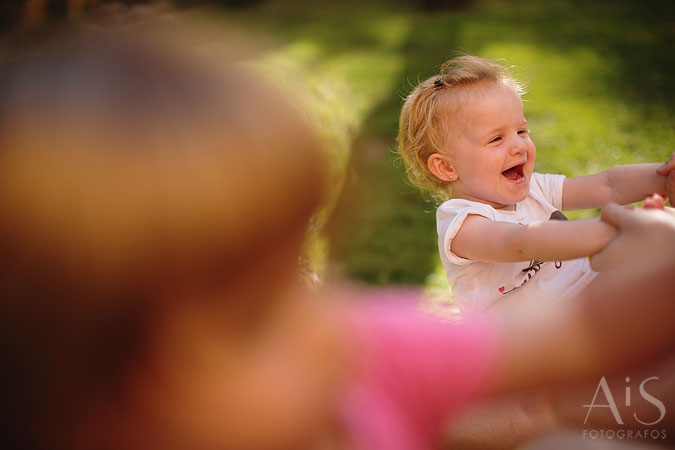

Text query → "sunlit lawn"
[213,0,674,299]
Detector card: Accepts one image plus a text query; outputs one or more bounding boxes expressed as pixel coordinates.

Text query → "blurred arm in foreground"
[446,202,675,449]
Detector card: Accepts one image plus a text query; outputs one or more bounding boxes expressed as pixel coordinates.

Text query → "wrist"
[592,220,618,255]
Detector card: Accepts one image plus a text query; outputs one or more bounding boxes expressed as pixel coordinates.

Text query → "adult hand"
[656,152,675,206]
[589,203,675,271]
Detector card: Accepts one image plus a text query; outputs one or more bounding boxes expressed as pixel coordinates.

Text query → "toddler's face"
[444,82,536,209]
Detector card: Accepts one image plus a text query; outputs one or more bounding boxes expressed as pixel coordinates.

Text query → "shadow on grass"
[324,12,469,285]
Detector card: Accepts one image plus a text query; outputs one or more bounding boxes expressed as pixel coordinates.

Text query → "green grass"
[213,0,675,289]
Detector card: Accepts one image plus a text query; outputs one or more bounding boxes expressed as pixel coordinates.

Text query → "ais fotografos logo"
[583,376,667,441]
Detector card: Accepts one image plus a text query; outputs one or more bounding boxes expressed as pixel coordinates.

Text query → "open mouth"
[502,163,525,181]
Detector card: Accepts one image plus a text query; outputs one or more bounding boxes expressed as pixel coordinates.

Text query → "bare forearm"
[444,392,557,450]
[508,219,616,262]
[490,258,675,395]
[445,359,675,450]
[456,217,617,263]
[606,163,666,205]
[548,355,675,431]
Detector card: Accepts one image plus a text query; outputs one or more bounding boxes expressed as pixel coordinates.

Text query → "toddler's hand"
[668,171,675,207]
[657,153,675,206]
[590,203,675,271]
[656,152,675,177]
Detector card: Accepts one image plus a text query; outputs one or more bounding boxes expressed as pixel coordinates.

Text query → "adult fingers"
[599,202,628,229]
[589,243,616,272]
[592,205,644,271]
[667,171,675,206]
[657,152,675,176]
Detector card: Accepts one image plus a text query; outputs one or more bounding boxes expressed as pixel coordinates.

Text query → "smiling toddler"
[398,55,674,316]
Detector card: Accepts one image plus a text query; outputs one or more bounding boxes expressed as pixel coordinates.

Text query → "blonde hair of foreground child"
[0,21,347,450]
[397,55,524,200]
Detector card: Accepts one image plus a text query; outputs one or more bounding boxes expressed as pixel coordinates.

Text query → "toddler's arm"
[452,215,616,263]
[486,205,675,395]
[561,152,674,210]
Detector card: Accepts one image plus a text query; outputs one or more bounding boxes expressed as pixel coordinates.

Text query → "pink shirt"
[340,291,497,450]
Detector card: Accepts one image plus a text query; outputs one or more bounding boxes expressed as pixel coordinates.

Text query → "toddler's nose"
[510,136,528,155]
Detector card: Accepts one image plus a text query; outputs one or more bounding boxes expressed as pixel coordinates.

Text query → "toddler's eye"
[489,136,502,144]
[518,129,529,136]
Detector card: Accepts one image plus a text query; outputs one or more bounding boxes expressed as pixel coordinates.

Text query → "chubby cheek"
[524,141,537,178]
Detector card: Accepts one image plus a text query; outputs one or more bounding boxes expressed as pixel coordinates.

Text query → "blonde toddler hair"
[397,55,525,200]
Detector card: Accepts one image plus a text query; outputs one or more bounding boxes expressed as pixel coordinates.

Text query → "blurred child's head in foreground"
[0,17,346,450]
[398,55,534,208]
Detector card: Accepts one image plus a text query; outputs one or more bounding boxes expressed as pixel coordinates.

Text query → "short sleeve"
[529,172,566,210]
[437,200,496,266]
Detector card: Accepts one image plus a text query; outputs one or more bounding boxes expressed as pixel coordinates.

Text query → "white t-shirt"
[437,172,597,317]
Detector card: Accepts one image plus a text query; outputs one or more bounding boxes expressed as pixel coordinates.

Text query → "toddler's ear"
[427,153,457,182]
